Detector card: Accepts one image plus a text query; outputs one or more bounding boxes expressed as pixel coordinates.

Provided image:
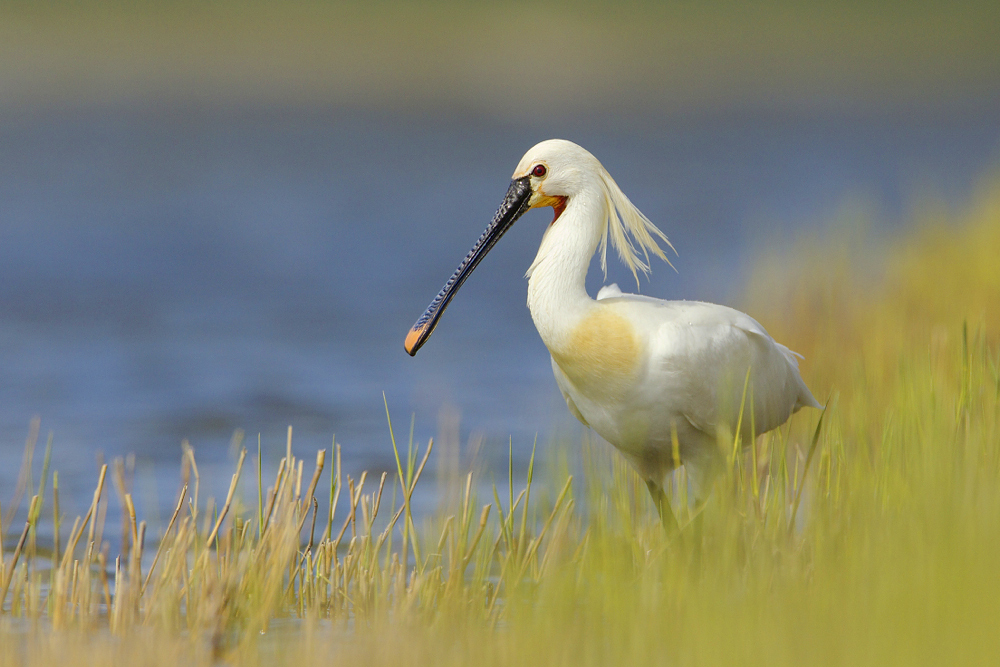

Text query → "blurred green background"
[2,1,998,116]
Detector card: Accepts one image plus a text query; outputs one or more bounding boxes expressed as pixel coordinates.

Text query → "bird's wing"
[603,296,817,435]
[596,283,623,300]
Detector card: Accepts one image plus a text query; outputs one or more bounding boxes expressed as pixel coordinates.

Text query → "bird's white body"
[516,140,819,498]
[540,286,816,495]
[407,139,819,513]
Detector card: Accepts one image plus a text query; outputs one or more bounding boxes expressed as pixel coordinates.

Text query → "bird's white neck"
[526,192,604,351]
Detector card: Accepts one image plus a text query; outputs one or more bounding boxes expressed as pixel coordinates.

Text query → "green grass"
[2,174,1000,665]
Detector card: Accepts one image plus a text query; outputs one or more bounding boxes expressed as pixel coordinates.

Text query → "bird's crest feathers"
[519,139,675,286]
[595,166,675,285]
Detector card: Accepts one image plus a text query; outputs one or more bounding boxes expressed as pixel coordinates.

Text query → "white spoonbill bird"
[405,139,820,529]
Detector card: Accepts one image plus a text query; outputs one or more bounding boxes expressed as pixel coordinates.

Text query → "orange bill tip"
[404,326,424,356]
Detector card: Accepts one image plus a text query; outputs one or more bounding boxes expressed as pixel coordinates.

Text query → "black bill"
[404,175,533,356]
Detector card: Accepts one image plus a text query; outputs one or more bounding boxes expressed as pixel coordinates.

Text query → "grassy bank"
[2,174,1000,665]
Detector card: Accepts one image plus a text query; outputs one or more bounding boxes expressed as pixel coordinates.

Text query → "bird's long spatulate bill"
[405,176,533,356]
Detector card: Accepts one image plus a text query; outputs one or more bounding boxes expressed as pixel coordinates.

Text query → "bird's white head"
[404,139,674,356]
[513,139,672,281]
[512,139,603,203]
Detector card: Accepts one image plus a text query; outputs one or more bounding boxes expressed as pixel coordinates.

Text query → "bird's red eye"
[531,164,547,177]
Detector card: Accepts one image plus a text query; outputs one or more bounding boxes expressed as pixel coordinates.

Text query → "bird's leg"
[645,479,679,534]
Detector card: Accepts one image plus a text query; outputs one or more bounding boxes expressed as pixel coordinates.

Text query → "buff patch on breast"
[551,307,641,402]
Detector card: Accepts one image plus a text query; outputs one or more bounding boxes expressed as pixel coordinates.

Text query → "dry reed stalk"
[297,450,326,533]
[307,497,319,553]
[330,472,363,553]
[322,444,342,543]
[360,495,370,536]
[295,459,304,502]
[0,507,33,614]
[110,555,121,632]
[261,458,287,535]
[349,472,367,541]
[93,492,108,561]
[69,560,78,615]
[9,562,25,615]
[0,500,4,587]
[370,472,387,532]
[98,549,112,615]
[52,472,61,565]
[81,541,95,623]
[50,466,106,625]
[124,493,138,551]
[111,457,131,557]
[86,465,108,552]
[144,515,194,625]
[128,522,146,622]
[262,486,277,535]
[205,448,247,548]
[181,441,200,527]
[56,465,107,598]
[462,506,492,573]
[142,483,188,595]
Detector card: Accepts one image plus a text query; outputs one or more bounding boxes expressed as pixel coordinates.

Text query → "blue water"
[1,105,998,525]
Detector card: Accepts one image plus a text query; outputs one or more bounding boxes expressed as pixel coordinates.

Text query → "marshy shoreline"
[2,176,999,665]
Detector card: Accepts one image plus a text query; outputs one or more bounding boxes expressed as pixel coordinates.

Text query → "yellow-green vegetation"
[2,174,1000,666]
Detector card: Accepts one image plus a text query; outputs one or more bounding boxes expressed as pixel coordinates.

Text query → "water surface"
[0,105,997,524]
